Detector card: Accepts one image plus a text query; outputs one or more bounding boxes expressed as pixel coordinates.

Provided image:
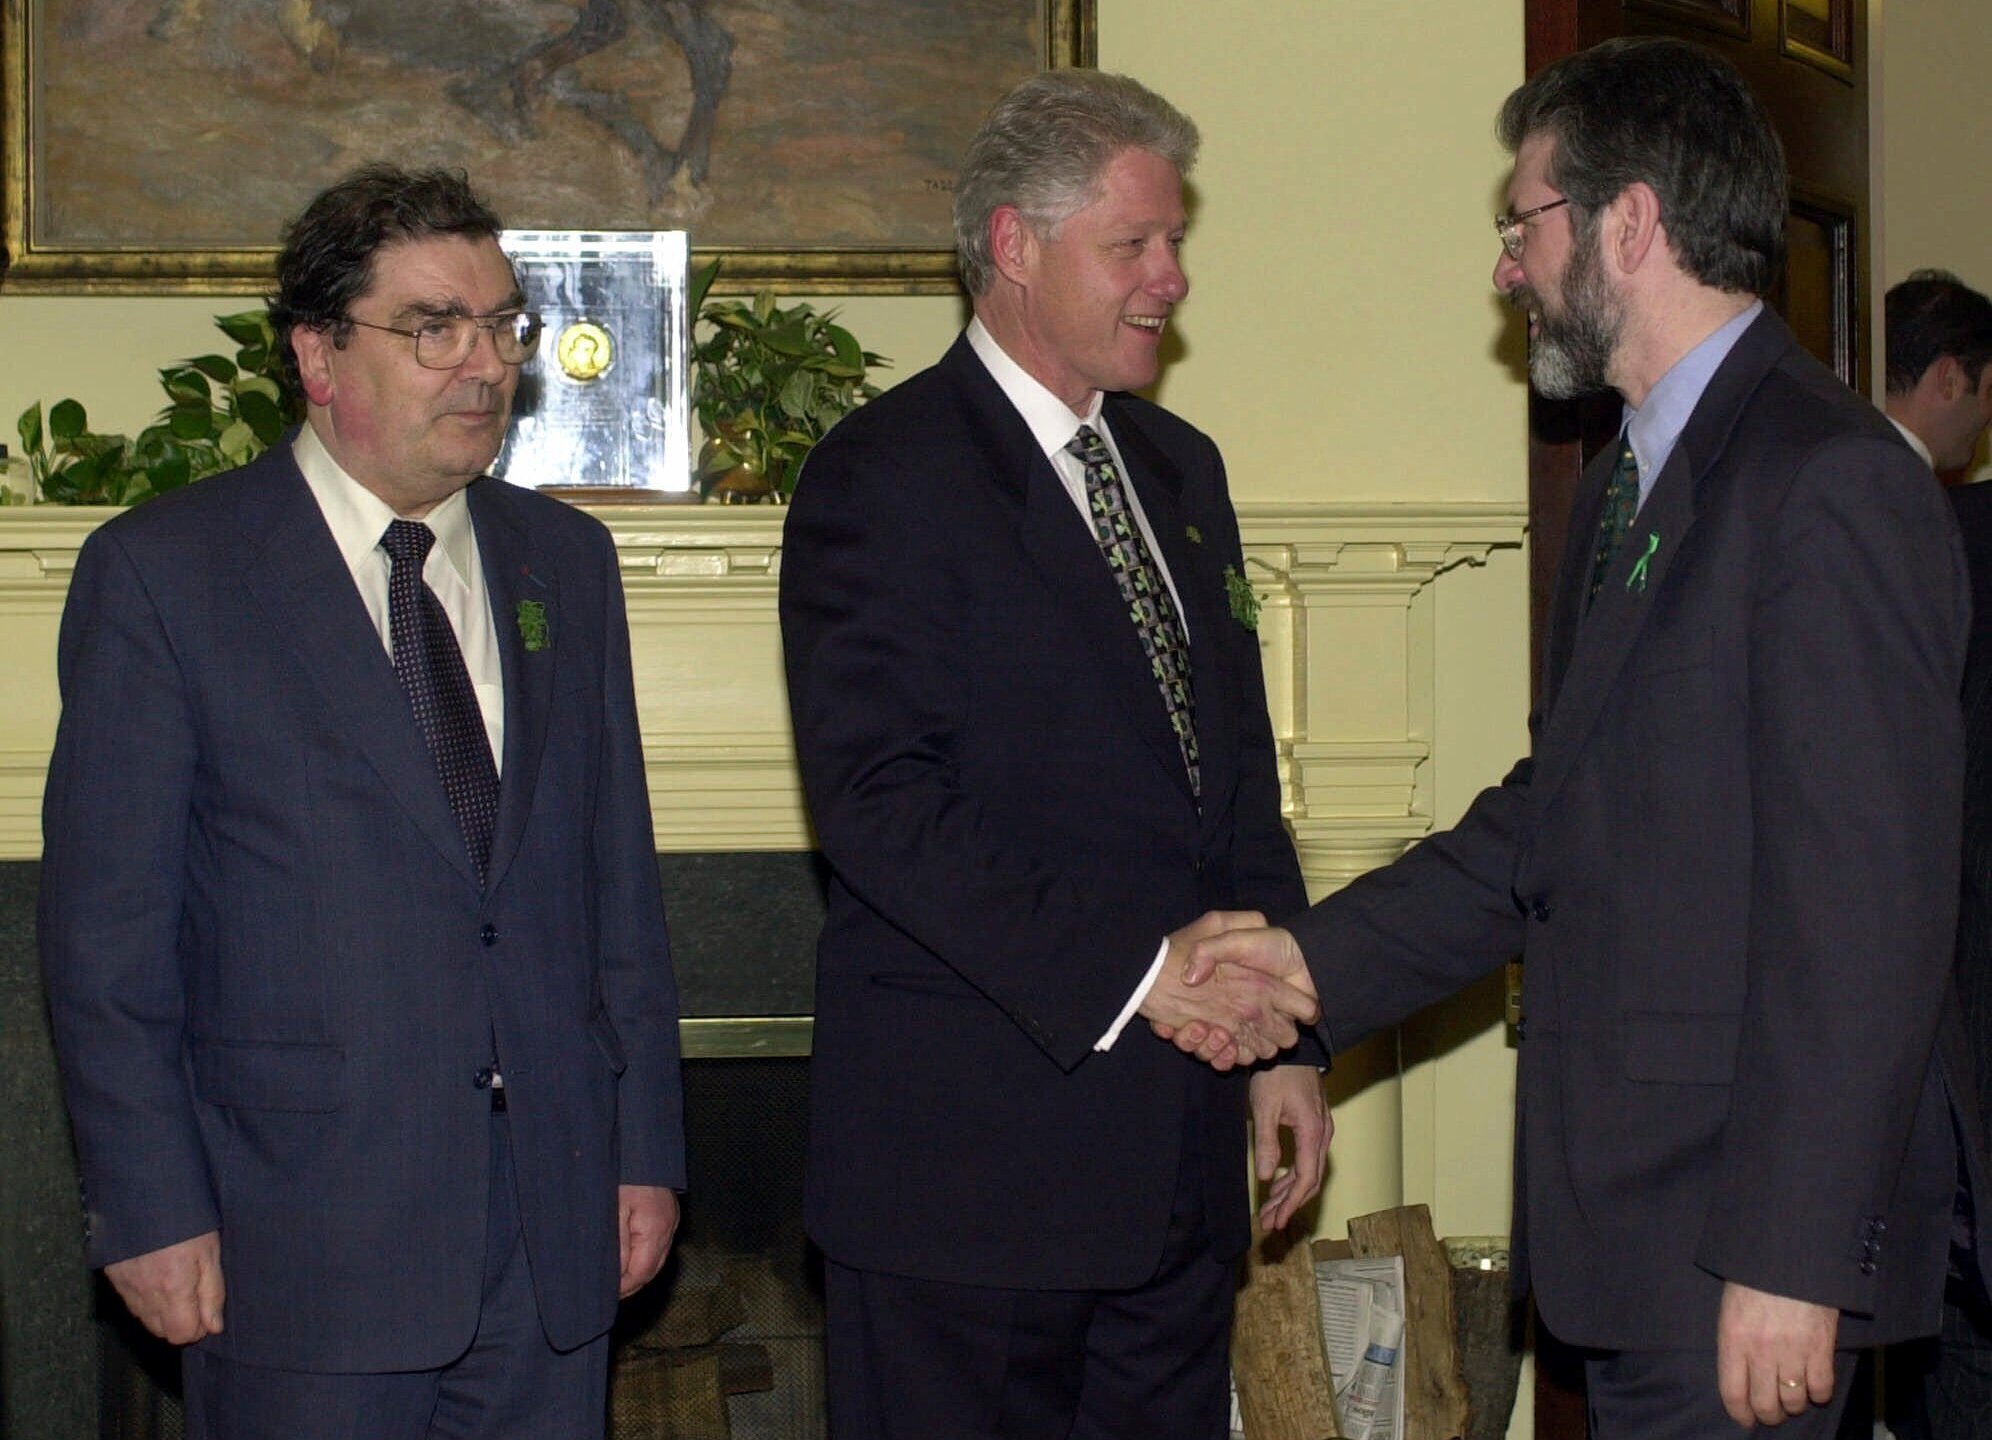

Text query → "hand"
[104,1230,225,1345]
[617,1185,681,1298]
[1248,1066,1332,1231]
[1716,1280,1838,1426]
[1153,925,1318,1070]
[1139,911,1318,1071]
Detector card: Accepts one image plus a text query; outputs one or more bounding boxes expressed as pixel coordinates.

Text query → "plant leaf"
[188,354,238,383]
[49,399,88,442]
[215,310,272,347]
[237,388,286,446]
[18,402,43,456]
[169,404,215,441]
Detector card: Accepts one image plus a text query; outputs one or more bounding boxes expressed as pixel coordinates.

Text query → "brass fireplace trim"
[680,1016,814,1059]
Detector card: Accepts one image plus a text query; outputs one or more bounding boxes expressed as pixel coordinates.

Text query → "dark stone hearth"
[0,853,829,1438]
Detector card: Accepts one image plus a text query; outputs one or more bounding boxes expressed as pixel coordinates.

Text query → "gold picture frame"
[3,0,1095,296]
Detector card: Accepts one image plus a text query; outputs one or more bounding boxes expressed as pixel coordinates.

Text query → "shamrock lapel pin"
[515,599,550,652]
[1185,524,1204,545]
[1626,532,1659,594]
[1223,565,1260,631]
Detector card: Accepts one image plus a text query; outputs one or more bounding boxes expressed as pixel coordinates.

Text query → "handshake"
[1139,911,1318,1070]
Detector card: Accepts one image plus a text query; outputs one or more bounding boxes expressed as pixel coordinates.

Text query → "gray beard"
[1518,234,1620,400]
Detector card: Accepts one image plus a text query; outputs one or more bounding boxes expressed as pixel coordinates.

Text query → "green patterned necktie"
[1065,424,1200,798]
[1587,432,1640,604]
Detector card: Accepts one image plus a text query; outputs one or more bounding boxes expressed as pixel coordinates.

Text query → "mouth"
[1124,314,1168,338]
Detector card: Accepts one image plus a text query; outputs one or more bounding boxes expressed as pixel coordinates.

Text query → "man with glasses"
[1160,37,1973,1437]
[40,163,684,1440]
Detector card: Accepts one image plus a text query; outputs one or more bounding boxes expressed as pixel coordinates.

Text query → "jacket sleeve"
[587,526,687,1190]
[39,528,220,1267]
[1694,434,1965,1312]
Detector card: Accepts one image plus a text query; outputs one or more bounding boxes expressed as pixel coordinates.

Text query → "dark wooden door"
[1518,5,1868,1437]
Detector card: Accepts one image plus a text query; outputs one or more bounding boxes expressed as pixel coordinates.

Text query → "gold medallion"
[555,320,614,382]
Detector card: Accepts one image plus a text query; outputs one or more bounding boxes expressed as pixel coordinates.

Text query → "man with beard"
[1154,36,1972,1438]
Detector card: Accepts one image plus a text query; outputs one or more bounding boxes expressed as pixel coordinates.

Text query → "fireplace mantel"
[0,500,1527,894]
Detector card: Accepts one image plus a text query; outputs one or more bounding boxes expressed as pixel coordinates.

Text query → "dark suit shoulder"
[1104,389,1217,460]
[1952,479,1992,552]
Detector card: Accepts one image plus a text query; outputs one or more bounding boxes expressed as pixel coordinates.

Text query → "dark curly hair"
[266,163,506,397]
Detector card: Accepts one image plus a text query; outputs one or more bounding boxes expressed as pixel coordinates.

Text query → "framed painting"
[2,0,1094,295]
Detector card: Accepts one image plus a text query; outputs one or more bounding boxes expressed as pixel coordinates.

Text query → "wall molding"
[0,501,1527,886]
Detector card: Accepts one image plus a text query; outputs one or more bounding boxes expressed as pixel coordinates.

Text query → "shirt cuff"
[1096,938,1172,1051]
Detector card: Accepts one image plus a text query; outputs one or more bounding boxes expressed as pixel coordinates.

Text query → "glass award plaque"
[494,231,693,500]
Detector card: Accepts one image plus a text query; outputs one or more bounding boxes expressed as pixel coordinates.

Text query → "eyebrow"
[393,290,528,322]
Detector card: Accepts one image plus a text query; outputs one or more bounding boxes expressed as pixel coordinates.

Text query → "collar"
[1888,415,1937,471]
[966,317,1106,460]
[293,423,478,585]
[1623,299,1764,498]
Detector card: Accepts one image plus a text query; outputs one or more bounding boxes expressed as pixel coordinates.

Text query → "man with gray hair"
[780,69,1328,1437]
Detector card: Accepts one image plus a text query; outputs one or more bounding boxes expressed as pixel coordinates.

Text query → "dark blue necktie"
[1587,433,1640,605]
[381,520,500,884]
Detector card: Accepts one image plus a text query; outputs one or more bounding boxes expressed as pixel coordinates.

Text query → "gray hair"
[953,70,1200,297]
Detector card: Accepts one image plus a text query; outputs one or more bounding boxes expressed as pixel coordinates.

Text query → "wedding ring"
[1779,1379,1803,1390]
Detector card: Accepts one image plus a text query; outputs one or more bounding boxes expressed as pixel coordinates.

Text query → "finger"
[1779,1372,1808,1417]
[1750,1358,1785,1426]
[1805,1348,1836,1407]
[1151,1020,1177,1040]
[1269,977,1321,1026]
[1291,1115,1327,1204]
[1259,1171,1297,1231]
[197,1252,226,1336]
[1716,1339,1753,1427]
[1254,1107,1282,1181]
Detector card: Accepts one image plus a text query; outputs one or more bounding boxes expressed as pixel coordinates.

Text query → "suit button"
[1860,1258,1877,1276]
[1515,1017,1528,1041]
[473,1067,494,1089]
[480,924,498,947]
[1530,899,1552,922]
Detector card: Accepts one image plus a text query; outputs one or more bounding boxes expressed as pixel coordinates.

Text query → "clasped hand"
[1140,911,1319,1070]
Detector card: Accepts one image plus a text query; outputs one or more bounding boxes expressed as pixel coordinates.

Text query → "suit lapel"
[1109,396,1232,808]
[942,341,1198,804]
[468,479,557,896]
[1527,309,1790,821]
[239,449,479,888]
[1527,447,1699,817]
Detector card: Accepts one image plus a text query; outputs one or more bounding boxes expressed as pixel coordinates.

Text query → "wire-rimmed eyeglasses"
[344,311,544,370]
[1494,198,1571,260]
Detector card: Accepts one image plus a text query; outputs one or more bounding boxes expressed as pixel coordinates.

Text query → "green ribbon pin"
[1626,532,1659,593]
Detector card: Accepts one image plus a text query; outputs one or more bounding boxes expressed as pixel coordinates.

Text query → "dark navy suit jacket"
[779,336,1310,1289]
[39,439,684,1371]
[1290,311,1971,1350]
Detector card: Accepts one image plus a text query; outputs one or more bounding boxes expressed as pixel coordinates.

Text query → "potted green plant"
[690,263,887,502]
[15,309,302,506]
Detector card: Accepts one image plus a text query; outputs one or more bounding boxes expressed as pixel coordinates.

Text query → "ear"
[290,325,338,408]
[1602,181,1664,278]
[988,204,1039,288]
[1934,354,1967,402]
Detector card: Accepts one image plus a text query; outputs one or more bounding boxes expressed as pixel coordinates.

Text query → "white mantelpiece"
[0,501,1528,894]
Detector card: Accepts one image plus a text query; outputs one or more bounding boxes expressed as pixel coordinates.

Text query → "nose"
[458,321,508,382]
[1148,247,1188,305]
[1493,247,1523,293]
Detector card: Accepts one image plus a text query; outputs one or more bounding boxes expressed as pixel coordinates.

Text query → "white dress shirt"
[293,425,506,772]
[1890,415,1937,471]
[962,320,1181,1050]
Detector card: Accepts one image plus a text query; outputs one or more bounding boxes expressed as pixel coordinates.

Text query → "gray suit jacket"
[39,441,684,1371]
[1288,310,1970,1350]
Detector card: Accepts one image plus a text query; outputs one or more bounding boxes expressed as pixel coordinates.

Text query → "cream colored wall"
[1875,0,1992,482]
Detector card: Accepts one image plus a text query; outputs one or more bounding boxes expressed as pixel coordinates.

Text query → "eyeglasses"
[343,310,544,370]
[1494,198,1571,260]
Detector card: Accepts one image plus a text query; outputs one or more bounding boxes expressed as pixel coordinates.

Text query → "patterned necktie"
[1587,433,1640,604]
[1065,424,1200,798]
[381,519,500,884]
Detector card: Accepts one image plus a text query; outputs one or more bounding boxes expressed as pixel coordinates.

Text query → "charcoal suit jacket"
[1287,310,1970,1350]
[779,335,1309,1288]
[39,438,685,1371]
